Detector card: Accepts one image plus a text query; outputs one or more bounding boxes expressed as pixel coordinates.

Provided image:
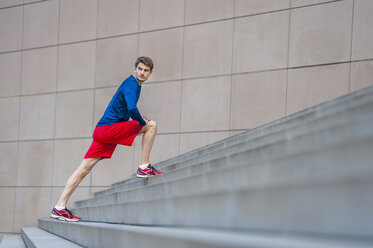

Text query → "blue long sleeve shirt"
[97,75,146,127]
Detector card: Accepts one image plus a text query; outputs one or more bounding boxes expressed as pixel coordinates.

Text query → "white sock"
[55,205,66,210]
[139,163,149,170]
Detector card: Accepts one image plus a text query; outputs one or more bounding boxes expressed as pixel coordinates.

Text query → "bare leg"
[56,157,101,207]
[139,120,157,165]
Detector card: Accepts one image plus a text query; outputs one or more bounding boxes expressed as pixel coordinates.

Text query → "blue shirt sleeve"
[123,81,147,126]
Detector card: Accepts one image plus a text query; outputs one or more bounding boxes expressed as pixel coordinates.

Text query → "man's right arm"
[123,84,147,126]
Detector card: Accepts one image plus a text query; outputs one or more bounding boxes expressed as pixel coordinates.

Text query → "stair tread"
[21,227,83,248]
[0,235,25,248]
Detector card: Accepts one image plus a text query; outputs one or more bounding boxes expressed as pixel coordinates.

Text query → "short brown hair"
[135,56,154,71]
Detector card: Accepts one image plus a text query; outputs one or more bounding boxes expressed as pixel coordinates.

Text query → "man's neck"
[134,75,143,86]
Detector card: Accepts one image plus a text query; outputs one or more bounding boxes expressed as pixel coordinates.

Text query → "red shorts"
[84,120,143,160]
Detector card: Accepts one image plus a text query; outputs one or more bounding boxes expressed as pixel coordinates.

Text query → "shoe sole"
[50,213,80,222]
[136,173,153,178]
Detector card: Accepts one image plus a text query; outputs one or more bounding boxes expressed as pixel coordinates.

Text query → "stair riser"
[21,229,34,248]
[37,220,272,248]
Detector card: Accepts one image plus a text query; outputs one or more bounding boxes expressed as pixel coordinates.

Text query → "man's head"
[134,56,153,84]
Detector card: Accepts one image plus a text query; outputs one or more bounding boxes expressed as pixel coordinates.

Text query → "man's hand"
[143,116,151,123]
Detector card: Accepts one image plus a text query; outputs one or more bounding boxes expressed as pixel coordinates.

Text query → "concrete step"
[91,85,373,198]
[0,235,25,248]
[20,227,82,248]
[38,219,373,248]
[75,93,373,209]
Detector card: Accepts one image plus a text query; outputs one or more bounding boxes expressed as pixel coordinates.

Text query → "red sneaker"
[50,208,80,222]
[136,164,163,178]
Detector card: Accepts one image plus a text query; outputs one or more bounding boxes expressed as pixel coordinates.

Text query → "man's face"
[134,62,152,84]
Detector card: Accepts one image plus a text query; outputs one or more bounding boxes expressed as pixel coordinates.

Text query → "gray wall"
[0,0,372,235]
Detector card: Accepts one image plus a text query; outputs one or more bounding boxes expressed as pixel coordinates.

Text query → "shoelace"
[65,208,77,217]
[149,164,160,173]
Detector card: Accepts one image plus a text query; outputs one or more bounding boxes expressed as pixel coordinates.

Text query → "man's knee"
[144,120,157,133]
[139,120,157,134]
[148,120,157,129]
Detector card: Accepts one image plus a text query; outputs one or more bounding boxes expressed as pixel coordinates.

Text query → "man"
[50,56,163,222]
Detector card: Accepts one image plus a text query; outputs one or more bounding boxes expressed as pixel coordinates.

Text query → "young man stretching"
[50,56,163,222]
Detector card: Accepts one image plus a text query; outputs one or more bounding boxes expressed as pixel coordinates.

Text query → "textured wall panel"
[0,97,19,141]
[95,35,138,87]
[0,142,18,186]
[19,94,55,140]
[59,0,98,43]
[97,0,139,38]
[55,90,94,138]
[235,0,290,16]
[21,47,58,95]
[289,0,353,67]
[350,60,373,92]
[0,188,16,232]
[0,52,22,97]
[0,6,22,52]
[23,0,59,48]
[17,140,54,186]
[352,0,373,60]
[138,28,183,82]
[233,11,289,73]
[139,0,184,31]
[181,76,231,132]
[57,41,96,91]
[183,20,233,78]
[230,70,287,130]
[287,63,350,114]
[185,0,234,24]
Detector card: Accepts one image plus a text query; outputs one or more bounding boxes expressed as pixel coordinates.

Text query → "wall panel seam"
[285,4,292,116]
[178,0,187,155]
[89,0,100,192]
[0,0,49,10]
[348,0,355,93]
[50,0,61,195]
[229,0,236,131]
